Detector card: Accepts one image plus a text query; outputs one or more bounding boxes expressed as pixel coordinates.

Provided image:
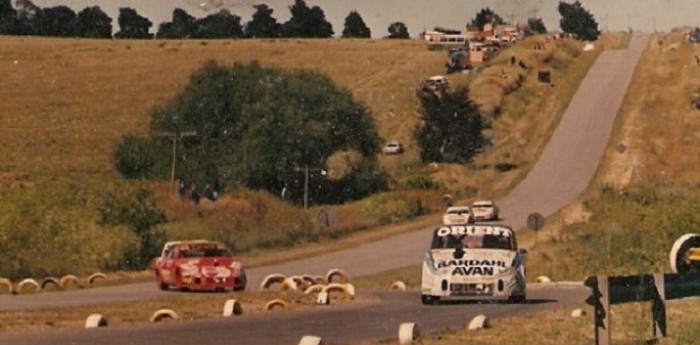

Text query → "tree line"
[0,0,411,39]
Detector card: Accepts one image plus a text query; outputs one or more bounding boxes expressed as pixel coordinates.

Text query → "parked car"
[442,206,475,225]
[153,240,247,292]
[471,200,500,221]
[382,141,404,154]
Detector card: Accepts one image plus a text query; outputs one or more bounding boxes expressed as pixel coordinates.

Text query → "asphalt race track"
[0,35,648,344]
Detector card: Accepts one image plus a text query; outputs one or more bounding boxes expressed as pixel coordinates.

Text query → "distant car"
[153,240,247,292]
[382,141,404,155]
[443,206,475,225]
[471,200,500,222]
[419,75,450,92]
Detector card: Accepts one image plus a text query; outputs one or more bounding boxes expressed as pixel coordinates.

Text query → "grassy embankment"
[0,32,610,334]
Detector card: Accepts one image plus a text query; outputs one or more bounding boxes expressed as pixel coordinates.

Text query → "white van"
[421,224,527,304]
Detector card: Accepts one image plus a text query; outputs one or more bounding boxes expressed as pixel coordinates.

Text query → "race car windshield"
[431,234,514,250]
[181,246,233,258]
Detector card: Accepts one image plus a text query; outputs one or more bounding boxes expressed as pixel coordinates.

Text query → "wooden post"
[153,130,196,188]
[594,275,611,345]
[652,273,667,339]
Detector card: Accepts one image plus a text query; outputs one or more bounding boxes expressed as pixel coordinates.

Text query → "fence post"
[651,273,667,339]
[594,275,611,345]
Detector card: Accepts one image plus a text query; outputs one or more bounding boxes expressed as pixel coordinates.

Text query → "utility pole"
[293,165,327,209]
[154,130,197,188]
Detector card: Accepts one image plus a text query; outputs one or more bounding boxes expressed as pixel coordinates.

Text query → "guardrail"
[584,272,700,345]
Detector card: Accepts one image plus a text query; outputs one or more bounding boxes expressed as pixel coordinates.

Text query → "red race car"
[153,240,247,292]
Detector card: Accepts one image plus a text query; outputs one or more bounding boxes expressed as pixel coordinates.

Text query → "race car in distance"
[153,240,247,292]
[471,200,500,222]
[443,206,475,225]
[421,224,527,304]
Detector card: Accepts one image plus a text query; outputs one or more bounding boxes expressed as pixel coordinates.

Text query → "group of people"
[175,179,218,204]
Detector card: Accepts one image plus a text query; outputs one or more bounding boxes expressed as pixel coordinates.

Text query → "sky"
[29,0,700,37]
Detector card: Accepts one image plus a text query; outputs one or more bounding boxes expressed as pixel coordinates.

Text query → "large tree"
[193,9,243,38]
[115,7,152,39]
[341,10,370,38]
[281,0,333,38]
[33,6,77,37]
[76,6,112,38]
[470,7,505,29]
[527,17,547,34]
[0,0,17,34]
[157,8,195,39]
[558,1,599,40]
[244,4,280,38]
[115,61,383,206]
[386,21,409,39]
[416,87,487,164]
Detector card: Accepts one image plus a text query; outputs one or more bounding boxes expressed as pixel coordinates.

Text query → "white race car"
[471,200,499,222]
[421,224,527,304]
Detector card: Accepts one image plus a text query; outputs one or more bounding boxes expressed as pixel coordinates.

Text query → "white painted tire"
[325,268,348,283]
[85,313,108,328]
[222,299,243,317]
[391,280,407,291]
[40,277,61,290]
[17,278,40,293]
[150,309,179,323]
[670,233,700,274]
[301,275,317,285]
[88,272,107,285]
[298,335,324,345]
[264,299,289,311]
[0,278,13,295]
[570,308,586,318]
[398,322,420,345]
[344,283,356,297]
[316,291,329,305]
[59,274,83,289]
[468,314,490,330]
[313,275,326,284]
[322,283,354,299]
[260,273,287,290]
[303,284,326,295]
[279,277,299,292]
[536,275,551,283]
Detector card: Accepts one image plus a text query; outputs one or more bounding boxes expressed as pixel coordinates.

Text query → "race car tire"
[669,233,700,274]
[508,294,527,304]
[421,294,438,305]
[233,272,247,292]
[398,322,421,345]
[158,281,169,291]
[40,277,61,290]
[150,309,179,322]
[17,278,40,294]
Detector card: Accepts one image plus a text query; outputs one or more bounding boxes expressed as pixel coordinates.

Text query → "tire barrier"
[40,277,61,290]
[298,335,324,345]
[325,269,348,283]
[570,308,586,318]
[260,273,287,290]
[0,278,14,295]
[398,322,421,345]
[303,284,326,295]
[279,277,299,292]
[313,275,326,284]
[85,313,108,328]
[264,299,289,311]
[390,280,407,291]
[301,275,317,285]
[222,299,243,317]
[669,233,700,274]
[59,274,84,289]
[467,314,490,330]
[87,272,107,285]
[150,309,179,323]
[316,291,329,305]
[536,275,551,283]
[321,283,354,299]
[344,283,356,297]
[17,278,40,294]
